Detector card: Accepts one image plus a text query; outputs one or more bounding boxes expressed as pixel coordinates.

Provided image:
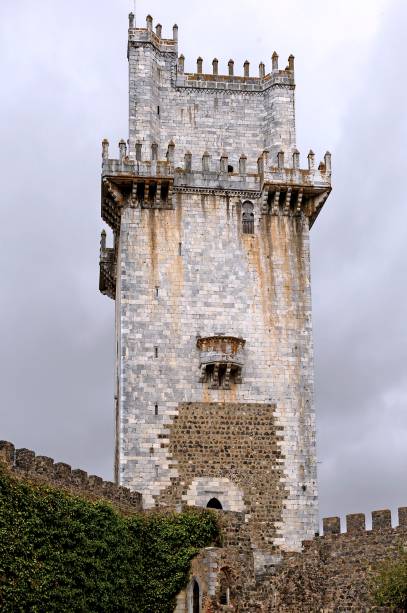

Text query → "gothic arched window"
[242,201,254,234]
[207,497,223,509]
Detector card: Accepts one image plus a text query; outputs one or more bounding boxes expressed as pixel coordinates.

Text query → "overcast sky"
[1,0,406,528]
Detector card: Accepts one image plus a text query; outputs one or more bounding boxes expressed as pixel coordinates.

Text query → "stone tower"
[99,13,331,563]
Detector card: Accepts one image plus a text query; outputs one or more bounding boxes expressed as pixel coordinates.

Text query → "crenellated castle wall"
[176,506,407,612]
[0,440,142,514]
[1,437,404,611]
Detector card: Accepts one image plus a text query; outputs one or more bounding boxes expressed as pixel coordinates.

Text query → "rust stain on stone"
[147,209,159,288]
[165,194,184,335]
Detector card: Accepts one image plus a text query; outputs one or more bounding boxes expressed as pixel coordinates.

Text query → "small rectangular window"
[178,242,182,256]
[155,286,159,298]
[157,106,160,115]
[154,403,158,415]
[154,347,158,358]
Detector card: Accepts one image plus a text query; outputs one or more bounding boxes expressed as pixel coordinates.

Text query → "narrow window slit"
[154,403,158,415]
[178,242,182,256]
[154,347,158,358]
[155,286,159,298]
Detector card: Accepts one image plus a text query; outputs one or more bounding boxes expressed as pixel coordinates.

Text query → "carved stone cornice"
[174,186,262,199]
[174,82,294,96]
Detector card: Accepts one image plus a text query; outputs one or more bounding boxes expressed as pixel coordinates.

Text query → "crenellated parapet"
[316,507,406,538]
[175,53,295,93]
[261,150,331,227]
[0,440,142,514]
[101,139,331,236]
[127,13,294,95]
[127,13,178,56]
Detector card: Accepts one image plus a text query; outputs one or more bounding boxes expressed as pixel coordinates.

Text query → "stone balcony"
[197,336,246,389]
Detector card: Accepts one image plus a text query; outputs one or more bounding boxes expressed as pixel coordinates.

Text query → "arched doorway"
[192,579,200,613]
[206,497,222,509]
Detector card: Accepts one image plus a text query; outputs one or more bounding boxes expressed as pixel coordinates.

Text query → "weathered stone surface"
[176,508,406,612]
[101,13,332,561]
[115,197,319,555]
[156,402,286,553]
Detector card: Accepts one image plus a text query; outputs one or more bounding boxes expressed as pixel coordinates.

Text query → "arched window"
[242,201,254,234]
[206,497,223,509]
[192,580,200,613]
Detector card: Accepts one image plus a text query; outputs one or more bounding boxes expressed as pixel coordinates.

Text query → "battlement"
[124,12,322,181]
[100,139,331,233]
[0,440,142,514]
[102,139,330,179]
[176,55,294,93]
[127,13,178,55]
[306,507,407,542]
[127,14,294,94]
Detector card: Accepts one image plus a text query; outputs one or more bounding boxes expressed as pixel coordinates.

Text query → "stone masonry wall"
[266,508,407,612]
[128,24,296,171]
[156,402,286,555]
[116,189,318,553]
[0,440,142,514]
[176,507,407,612]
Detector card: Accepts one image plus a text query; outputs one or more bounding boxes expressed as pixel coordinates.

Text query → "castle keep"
[0,10,405,613]
[100,11,332,603]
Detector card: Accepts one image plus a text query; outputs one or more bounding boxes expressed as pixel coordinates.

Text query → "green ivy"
[372,548,407,611]
[0,466,218,612]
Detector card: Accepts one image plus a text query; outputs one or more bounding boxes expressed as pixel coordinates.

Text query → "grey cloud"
[313,0,407,522]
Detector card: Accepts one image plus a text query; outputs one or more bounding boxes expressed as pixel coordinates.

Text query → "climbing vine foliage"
[0,466,218,612]
[372,549,407,611]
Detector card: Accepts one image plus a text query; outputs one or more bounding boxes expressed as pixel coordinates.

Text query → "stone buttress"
[99,12,331,583]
